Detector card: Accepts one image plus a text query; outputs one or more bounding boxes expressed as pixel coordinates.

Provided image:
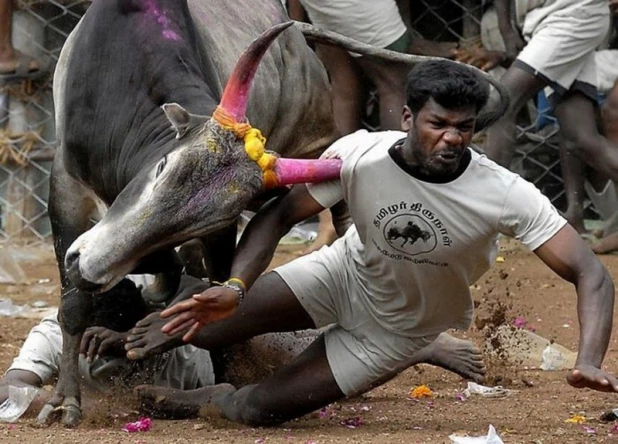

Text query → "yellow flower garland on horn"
[213,106,278,187]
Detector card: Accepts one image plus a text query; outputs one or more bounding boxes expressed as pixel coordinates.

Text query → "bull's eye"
[155,156,167,178]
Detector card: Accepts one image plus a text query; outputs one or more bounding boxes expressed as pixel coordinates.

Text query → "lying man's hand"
[567,365,618,393]
[160,286,240,342]
[80,327,128,361]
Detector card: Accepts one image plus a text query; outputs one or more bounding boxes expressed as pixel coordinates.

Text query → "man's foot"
[421,333,486,382]
[125,312,184,360]
[136,383,235,419]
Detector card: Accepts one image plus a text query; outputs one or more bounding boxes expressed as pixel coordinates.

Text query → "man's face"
[401,98,477,176]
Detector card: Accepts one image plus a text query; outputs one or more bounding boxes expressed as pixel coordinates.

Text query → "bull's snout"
[65,250,104,293]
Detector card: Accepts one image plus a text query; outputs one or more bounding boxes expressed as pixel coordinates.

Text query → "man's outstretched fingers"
[160,298,198,319]
[183,322,202,342]
[163,317,196,337]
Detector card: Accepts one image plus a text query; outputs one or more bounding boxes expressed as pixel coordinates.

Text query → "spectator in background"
[0,0,42,84]
[287,0,458,252]
[456,0,618,243]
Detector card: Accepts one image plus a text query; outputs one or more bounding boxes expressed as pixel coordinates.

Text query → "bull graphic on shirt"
[387,221,432,247]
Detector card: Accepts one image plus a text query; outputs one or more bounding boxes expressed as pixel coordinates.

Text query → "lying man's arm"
[534,224,618,392]
[161,184,331,339]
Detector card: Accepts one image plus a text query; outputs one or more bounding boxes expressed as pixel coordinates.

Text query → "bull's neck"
[120,0,218,171]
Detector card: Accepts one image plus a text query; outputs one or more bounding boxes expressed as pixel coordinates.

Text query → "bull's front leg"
[36,292,93,427]
[37,163,98,427]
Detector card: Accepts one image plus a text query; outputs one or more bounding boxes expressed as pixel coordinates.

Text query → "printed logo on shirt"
[383,214,436,255]
[372,201,452,264]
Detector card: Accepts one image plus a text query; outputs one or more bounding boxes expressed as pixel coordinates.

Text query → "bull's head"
[65,21,341,293]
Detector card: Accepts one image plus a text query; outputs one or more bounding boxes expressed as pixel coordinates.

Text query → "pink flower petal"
[513,317,527,328]
[121,417,152,433]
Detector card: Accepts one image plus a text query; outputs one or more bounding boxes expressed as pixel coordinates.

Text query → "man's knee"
[561,129,599,157]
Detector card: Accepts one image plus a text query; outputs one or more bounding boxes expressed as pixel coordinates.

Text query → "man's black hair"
[405,60,490,114]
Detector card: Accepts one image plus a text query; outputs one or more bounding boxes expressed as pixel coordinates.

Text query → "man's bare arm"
[231,184,328,289]
[534,224,618,392]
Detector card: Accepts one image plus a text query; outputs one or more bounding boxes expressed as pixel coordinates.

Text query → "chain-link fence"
[0,0,89,243]
[0,0,590,243]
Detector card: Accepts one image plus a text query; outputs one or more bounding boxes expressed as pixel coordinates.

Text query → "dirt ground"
[2,239,618,443]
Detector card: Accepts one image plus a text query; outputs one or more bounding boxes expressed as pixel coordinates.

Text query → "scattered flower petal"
[609,424,618,434]
[496,256,505,263]
[122,417,152,433]
[583,426,596,434]
[340,416,364,429]
[360,405,371,412]
[565,414,586,424]
[255,439,266,444]
[409,384,433,399]
[513,316,527,328]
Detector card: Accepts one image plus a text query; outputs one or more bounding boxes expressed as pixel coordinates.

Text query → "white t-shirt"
[307,130,566,335]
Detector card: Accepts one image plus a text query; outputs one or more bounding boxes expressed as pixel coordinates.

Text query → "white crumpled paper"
[449,425,505,443]
[462,382,512,399]
[0,385,38,422]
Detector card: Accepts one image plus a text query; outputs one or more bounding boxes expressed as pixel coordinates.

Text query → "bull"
[43,0,508,427]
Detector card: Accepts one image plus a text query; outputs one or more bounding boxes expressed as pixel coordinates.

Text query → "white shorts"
[7,312,215,392]
[274,241,438,396]
[299,0,408,57]
[516,0,610,97]
[595,50,618,93]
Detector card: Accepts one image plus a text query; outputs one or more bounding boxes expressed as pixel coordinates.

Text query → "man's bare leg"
[135,332,485,422]
[555,92,618,182]
[137,335,345,425]
[484,66,547,167]
[560,145,589,234]
[356,57,407,130]
[590,83,618,252]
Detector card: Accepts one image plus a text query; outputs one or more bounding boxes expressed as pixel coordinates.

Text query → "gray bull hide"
[44,0,508,428]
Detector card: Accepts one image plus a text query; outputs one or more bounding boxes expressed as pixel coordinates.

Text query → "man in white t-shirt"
[131,60,618,426]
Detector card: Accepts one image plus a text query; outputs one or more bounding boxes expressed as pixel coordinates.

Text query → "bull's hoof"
[35,396,82,428]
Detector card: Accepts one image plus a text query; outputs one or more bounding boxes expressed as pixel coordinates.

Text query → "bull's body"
[46,0,335,426]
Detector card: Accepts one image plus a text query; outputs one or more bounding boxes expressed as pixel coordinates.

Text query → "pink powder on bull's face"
[142,0,181,41]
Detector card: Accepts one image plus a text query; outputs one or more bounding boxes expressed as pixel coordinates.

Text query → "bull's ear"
[161,103,209,139]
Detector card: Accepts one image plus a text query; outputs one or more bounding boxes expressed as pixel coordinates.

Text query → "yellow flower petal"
[409,384,433,399]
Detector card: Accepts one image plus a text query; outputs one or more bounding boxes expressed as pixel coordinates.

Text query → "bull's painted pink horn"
[219,21,294,122]
[266,158,343,189]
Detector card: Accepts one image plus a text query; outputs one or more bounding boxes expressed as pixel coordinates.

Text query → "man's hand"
[80,327,128,361]
[502,29,525,61]
[160,286,240,342]
[455,47,506,71]
[567,365,618,393]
